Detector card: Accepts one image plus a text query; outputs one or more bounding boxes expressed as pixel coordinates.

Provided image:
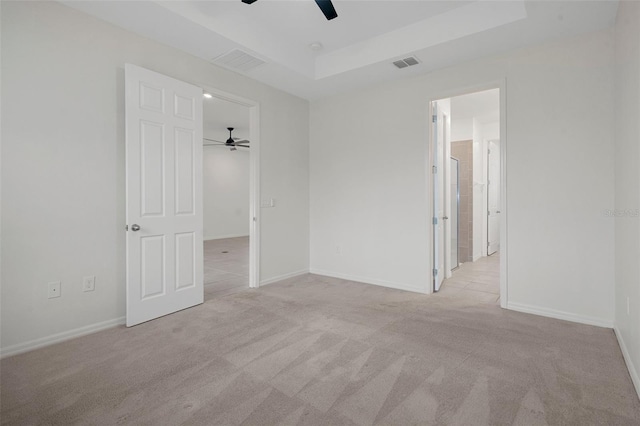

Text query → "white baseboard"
[507,301,613,328]
[205,233,249,241]
[614,326,640,400]
[1,316,126,359]
[309,268,427,294]
[260,270,309,287]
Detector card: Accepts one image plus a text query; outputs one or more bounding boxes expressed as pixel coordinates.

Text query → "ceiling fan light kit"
[241,0,338,21]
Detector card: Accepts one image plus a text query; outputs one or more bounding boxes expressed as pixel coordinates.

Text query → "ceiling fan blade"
[235,139,250,144]
[203,138,225,145]
[314,0,338,20]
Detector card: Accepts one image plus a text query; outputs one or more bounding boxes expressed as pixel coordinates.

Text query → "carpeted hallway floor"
[2,271,639,425]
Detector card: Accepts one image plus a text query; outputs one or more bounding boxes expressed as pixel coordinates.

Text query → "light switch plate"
[83,276,96,292]
[260,198,276,208]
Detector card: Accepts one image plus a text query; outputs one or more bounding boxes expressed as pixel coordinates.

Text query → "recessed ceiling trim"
[315,0,528,79]
[62,0,620,100]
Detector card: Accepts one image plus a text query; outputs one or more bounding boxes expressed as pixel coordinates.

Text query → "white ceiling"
[63,0,619,100]
[451,88,500,124]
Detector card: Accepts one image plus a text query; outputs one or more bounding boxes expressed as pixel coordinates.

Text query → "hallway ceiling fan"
[203,127,250,151]
[241,0,338,21]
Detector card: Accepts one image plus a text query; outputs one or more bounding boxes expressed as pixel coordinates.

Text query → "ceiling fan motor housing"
[226,127,236,145]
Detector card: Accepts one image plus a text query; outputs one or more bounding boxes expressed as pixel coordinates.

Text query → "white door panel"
[487,140,501,255]
[432,103,445,292]
[450,157,459,271]
[126,64,203,326]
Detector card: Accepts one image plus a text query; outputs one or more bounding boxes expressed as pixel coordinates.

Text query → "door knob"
[442,216,449,220]
[131,224,141,232]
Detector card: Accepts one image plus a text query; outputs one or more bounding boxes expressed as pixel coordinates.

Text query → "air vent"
[393,56,421,69]
[212,49,266,72]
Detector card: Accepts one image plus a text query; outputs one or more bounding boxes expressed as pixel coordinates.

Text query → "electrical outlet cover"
[48,281,61,299]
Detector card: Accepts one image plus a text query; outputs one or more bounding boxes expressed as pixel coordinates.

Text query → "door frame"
[427,79,508,309]
[200,85,261,289]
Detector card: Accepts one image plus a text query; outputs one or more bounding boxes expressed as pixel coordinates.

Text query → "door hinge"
[488,149,491,155]
[488,210,491,216]
[432,165,437,174]
[432,268,438,277]
[432,217,438,225]
[125,224,129,231]
[432,115,437,123]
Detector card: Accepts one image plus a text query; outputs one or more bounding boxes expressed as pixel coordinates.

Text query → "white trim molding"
[507,302,613,328]
[310,269,427,294]
[1,316,126,359]
[260,270,309,287]
[614,327,640,400]
[205,234,250,241]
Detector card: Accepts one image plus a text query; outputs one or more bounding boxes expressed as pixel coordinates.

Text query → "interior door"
[432,102,445,292]
[125,64,204,326]
[487,140,501,255]
[450,157,459,270]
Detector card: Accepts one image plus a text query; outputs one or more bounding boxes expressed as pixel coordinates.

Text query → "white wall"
[482,121,500,141]
[0,1,3,340]
[203,148,250,240]
[479,120,499,258]
[451,118,473,142]
[438,99,452,279]
[1,1,310,353]
[450,104,499,261]
[614,1,640,397]
[310,29,615,325]
[471,118,484,260]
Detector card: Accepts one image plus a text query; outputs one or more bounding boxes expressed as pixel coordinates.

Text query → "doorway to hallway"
[203,237,249,298]
[430,86,504,304]
[202,91,255,299]
[444,251,500,303]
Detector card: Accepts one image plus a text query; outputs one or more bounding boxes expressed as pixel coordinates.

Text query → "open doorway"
[201,92,255,298]
[430,87,504,305]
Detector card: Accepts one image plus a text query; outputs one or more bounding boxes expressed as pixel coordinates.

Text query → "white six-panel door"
[125,64,203,326]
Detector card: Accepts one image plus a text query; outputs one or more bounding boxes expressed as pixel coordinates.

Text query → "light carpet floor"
[2,272,639,425]
[204,237,249,299]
